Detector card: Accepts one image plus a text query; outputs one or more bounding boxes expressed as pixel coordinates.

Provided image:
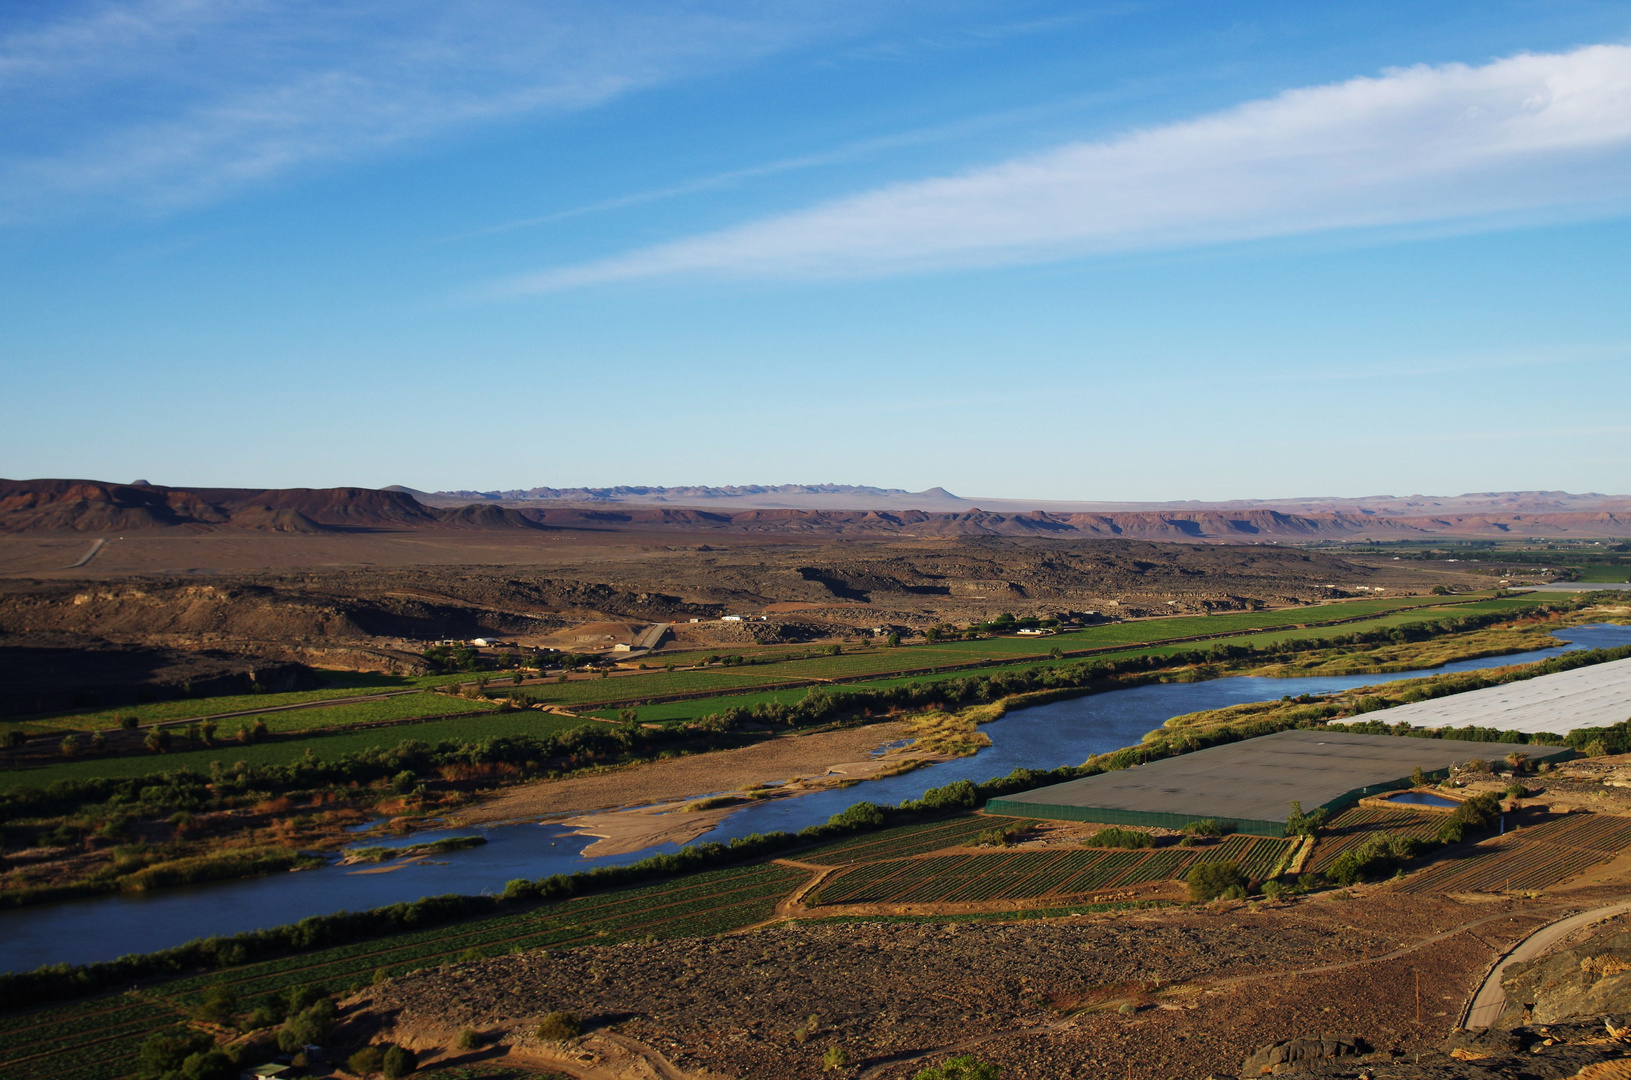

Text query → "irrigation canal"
[5,623,1630,973]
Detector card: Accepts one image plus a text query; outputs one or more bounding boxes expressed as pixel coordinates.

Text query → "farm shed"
[986,729,1573,836]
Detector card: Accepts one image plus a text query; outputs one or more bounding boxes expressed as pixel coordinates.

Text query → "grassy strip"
[19,672,482,733]
[0,710,585,791]
[0,846,322,909]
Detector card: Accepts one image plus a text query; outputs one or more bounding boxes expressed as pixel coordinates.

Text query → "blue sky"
[3,0,1629,501]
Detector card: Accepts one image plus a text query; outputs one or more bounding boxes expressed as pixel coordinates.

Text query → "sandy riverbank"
[446,724,939,832]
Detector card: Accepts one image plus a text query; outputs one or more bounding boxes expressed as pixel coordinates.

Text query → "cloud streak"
[0,0,881,222]
[504,43,1631,290]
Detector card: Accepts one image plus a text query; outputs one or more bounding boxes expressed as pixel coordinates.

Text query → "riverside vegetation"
[0,593,1619,909]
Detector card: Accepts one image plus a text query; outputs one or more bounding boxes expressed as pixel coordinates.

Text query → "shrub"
[1087,827,1154,849]
[823,1045,850,1070]
[1186,861,1245,901]
[382,1043,418,1078]
[348,1045,385,1077]
[1261,879,1285,900]
[1325,832,1424,886]
[913,1054,1000,1080]
[536,1011,580,1041]
[60,735,80,757]
[1182,819,1226,838]
[1506,782,1530,799]
[456,1028,481,1051]
[120,714,140,730]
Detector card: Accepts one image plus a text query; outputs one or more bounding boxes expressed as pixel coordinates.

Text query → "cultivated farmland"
[1394,812,1631,895]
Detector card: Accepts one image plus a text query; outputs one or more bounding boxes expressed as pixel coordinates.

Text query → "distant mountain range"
[5,478,1631,540]
[402,483,1629,517]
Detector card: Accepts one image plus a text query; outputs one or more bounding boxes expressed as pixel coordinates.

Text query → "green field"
[0,710,593,791]
[17,671,489,734]
[1576,565,1631,583]
[539,594,1542,710]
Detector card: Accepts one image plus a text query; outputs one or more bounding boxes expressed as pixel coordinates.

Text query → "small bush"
[823,1044,850,1070]
[348,1045,385,1077]
[1182,818,1225,838]
[1186,861,1245,902]
[1087,827,1154,849]
[1506,782,1530,799]
[535,1011,580,1041]
[456,1028,480,1051]
[912,1054,1000,1080]
[382,1043,418,1078]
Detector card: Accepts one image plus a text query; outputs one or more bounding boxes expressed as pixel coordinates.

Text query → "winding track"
[1461,900,1631,1029]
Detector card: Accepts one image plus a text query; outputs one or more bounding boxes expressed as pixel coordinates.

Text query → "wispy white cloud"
[502,43,1631,291]
[0,0,883,222]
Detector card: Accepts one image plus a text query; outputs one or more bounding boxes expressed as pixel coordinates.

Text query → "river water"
[5,623,1629,973]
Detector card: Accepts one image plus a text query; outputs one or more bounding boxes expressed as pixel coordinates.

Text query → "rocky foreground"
[344,891,1617,1078]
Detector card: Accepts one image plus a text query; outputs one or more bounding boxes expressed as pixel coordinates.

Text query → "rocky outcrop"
[1241,1033,1369,1075]
[1501,930,1631,1026]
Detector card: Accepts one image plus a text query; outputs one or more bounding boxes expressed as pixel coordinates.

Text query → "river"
[4,623,1628,973]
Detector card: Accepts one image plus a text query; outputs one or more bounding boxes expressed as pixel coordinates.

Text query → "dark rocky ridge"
[7,479,1631,538]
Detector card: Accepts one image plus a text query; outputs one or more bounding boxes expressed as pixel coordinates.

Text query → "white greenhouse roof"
[1344,656,1631,736]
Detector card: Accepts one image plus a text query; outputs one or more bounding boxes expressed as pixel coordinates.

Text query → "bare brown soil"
[447,723,914,824]
[350,887,1588,1080]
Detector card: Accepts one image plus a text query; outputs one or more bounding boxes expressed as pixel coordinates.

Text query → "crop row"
[175,866,805,1003]
[1203,835,1296,879]
[1308,808,1445,872]
[802,814,1016,865]
[1512,813,1631,852]
[1395,816,1631,895]
[813,848,1199,907]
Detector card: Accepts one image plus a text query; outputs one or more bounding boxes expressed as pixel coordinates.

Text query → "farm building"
[986,729,1574,836]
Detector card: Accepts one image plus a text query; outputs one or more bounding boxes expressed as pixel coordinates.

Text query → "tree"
[912,1055,999,1080]
[60,734,80,757]
[886,632,901,647]
[1284,800,1327,838]
[190,985,237,1026]
[138,1029,213,1079]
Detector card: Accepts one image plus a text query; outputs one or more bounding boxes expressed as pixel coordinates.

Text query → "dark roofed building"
[987,729,1572,835]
